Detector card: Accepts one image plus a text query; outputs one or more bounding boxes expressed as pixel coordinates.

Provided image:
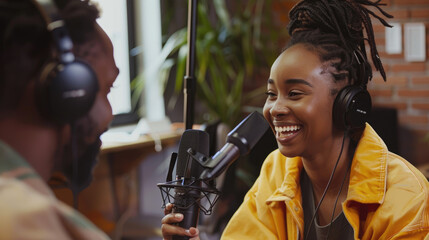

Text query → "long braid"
[345,0,393,80]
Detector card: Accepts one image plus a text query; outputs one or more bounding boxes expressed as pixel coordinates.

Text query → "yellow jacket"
[222,124,429,239]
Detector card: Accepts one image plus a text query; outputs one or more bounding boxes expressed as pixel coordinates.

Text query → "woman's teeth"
[275,125,301,137]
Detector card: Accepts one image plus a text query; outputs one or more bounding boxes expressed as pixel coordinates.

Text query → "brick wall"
[368,0,429,166]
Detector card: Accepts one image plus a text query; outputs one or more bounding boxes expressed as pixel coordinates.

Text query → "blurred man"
[0,0,118,238]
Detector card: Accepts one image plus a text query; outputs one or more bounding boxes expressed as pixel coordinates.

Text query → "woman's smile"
[274,124,302,142]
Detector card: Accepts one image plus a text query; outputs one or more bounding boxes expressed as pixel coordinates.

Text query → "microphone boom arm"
[186,144,241,181]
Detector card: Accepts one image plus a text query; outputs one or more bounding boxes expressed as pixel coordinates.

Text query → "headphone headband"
[33,0,74,63]
[32,0,61,23]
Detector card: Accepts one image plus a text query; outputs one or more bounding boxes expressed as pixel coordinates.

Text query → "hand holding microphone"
[158,111,269,240]
[161,203,200,240]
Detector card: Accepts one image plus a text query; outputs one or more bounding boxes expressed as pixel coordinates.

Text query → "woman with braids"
[161,0,429,239]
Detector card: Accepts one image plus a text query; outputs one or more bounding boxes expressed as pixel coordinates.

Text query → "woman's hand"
[161,203,200,240]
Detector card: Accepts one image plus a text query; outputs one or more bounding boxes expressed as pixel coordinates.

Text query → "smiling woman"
[160,0,429,239]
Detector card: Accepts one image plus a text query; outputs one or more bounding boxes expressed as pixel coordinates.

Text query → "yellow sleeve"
[221,150,288,240]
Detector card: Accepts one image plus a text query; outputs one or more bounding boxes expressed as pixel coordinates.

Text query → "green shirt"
[0,140,110,239]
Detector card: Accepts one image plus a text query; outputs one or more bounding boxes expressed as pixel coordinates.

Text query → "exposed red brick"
[370,75,386,84]
[381,62,390,72]
[372,24,387,34]
[412,102,429,110]
[374,36,386,46]
[379,52,404,59]
[362,0,429,167]
[380,76,408,85]
[390,63,426,72]
[394,0,429,5]
[397,89,429,97]
[388,9,410,19]
[381,0,392,7]
[410,8,429,18]
[412,76,429,85]
[369,89,394,97]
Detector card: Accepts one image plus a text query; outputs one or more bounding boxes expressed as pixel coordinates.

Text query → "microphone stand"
[184,0,198,130]
[158,112,269,239]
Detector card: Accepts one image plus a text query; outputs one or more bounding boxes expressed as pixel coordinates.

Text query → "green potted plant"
[156,0,286,128]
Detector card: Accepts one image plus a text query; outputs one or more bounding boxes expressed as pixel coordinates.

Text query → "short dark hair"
[0,0,99,114]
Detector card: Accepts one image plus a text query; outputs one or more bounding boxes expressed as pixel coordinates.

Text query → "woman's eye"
[265,91,277,98]
[288,90,303,98]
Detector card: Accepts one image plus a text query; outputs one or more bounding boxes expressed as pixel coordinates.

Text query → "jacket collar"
[266,123,388,205]
[347,124,388,204]
[267,157,303,203]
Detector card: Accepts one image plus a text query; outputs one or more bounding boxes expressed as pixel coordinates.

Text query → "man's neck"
[0,116,60,181]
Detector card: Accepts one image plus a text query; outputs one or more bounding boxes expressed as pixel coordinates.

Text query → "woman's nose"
[270,99,290,118]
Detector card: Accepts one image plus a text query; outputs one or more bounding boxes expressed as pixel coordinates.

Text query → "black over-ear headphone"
[33,0,99,124]
[332,49,372,130]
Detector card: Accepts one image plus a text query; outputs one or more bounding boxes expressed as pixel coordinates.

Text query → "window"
[92,0,165,124]
[92,0,132,115]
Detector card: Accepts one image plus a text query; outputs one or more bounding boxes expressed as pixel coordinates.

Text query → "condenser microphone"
[199,111,269,180]
[158,111,269,240]
[175,130,210,179]
[172,130,210,240]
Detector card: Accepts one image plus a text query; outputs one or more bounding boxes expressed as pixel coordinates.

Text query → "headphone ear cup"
[31,0,100,124]
[333,86,372,130]
[36,59,99,123]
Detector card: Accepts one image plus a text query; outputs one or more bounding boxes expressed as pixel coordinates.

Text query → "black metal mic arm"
[185,144,241,181]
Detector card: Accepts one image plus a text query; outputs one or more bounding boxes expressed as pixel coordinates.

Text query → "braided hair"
[286,0,392,88]
[0,0,99,115]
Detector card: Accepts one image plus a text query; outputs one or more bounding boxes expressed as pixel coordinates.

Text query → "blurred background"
[50,0,429,239]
